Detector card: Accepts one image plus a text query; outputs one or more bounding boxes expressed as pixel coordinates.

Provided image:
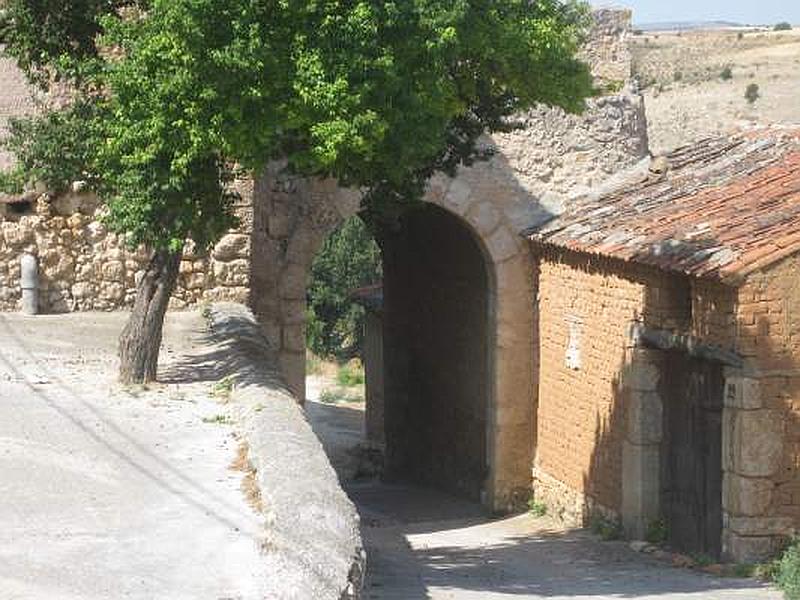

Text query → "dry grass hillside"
[631,28,800,154]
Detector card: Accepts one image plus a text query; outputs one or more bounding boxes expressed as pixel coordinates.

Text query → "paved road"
[306,396,784,600]
[0,312,268,600]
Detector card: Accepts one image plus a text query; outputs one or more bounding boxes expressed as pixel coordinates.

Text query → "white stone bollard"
[20,253,39,315]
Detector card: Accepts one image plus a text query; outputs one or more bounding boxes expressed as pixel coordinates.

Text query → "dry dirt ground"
[631,28,800,154]
[0,312,269,599]
[305,388,783,600]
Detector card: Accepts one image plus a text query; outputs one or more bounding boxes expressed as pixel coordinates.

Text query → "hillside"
[631,28,800,154]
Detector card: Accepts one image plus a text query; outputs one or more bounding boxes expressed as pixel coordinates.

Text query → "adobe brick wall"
[533,248,695,523]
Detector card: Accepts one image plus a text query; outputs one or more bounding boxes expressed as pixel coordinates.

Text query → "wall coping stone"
[207,303,365,600]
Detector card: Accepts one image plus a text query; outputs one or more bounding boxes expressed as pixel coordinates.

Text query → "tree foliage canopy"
[1,0,594,253]
[307,216,382,360]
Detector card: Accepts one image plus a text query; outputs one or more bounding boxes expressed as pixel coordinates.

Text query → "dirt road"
[0,312,268,600]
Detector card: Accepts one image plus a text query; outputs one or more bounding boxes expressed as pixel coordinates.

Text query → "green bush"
[774,22,793,31]
[337,360,365,387]
[591,515,623,541]
[745,83,760,104]
[720,66,733,81]
[778,539,800,598]
[528,498,547,517]
[306,216,382,360]
[645,517,668,544]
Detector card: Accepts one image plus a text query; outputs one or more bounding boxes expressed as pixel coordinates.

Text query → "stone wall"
[722,253,800,561]
[582,8,633,87]
[0,187,252,313]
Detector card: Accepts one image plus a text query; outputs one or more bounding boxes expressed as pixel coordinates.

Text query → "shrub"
[673,70,683,82]
[690,553,714,568]
[337,359,365,387]
[777,539,800,599]
[645,517,668,544]
[720,66,733,81]
[591,515,623,541]
[737,31,745,40]
[528,498,547,517]
[774,22,792,32]
[745,83,760,104]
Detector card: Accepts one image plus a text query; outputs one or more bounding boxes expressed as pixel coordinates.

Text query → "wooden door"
[661,355,724,558]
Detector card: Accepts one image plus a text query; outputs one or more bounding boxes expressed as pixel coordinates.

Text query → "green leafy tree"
[1,0,594,383]
[307,216,382,361]
[745,82,760,104]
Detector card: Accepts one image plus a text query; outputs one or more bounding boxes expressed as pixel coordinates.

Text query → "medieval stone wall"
[0,189,252,313]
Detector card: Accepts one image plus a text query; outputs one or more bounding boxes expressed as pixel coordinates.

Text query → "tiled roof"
[530,129,800,284]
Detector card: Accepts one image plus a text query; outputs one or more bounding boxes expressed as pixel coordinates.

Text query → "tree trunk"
[118,248,182,384]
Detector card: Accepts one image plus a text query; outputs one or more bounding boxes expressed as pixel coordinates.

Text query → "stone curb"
[207,302,365,600]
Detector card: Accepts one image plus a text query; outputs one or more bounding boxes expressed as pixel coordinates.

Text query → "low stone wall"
[207,303,365,600]
[0,191,252,312]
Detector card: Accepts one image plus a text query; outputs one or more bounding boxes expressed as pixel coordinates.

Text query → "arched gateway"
[249,162,538,512]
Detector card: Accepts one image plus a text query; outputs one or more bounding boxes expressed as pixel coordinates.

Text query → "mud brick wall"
[533,249,694,522]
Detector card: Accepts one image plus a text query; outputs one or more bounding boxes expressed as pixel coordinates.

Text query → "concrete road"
[305,396,784,600]
[0,312,268,600]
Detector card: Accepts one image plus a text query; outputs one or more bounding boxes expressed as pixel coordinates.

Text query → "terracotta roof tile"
[530,129,800,284]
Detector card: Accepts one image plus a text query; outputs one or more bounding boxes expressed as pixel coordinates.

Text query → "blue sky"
[592,1,800,25]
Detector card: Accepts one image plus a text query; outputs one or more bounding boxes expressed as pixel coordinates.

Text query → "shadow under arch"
[377,201,496,505]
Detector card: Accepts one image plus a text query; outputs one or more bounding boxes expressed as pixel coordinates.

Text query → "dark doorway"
[661,355,724,558]
[380,204,490,502]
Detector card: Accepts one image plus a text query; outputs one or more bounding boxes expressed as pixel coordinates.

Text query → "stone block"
[212,258,250,286]
[624,353,660,392]
[486,226,521,263]
[730,410,784,477]
[442,178,473,215]
[71,282,94,299]
[279,263,307,300]
[622,440,661,539]
[723,474,774,516]
[465,202,501,237]
[100,282,124,302]
[728,516,794,537]
[101,260,125,282]
[212,233,250,261]
[282,325,306,353]
[626,390,663,445]
[724,376,762,410]
[723,531,785,563]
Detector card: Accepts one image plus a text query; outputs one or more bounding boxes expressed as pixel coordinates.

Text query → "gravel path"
[0,312,269,600]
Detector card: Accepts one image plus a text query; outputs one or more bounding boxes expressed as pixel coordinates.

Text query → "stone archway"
[249,162,536,512]
[379,203,491,502]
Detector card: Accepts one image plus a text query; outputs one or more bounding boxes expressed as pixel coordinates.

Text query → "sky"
[592,1,800,26]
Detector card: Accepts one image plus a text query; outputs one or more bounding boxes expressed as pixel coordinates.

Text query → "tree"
[745,83,760,104]
[307,216,382,361]
[1,0,594,383]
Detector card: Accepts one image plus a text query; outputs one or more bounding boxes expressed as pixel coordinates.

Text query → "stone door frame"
[250,165,537,512]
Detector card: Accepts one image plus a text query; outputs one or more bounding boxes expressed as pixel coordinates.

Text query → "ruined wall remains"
[0,188,252,312]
